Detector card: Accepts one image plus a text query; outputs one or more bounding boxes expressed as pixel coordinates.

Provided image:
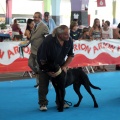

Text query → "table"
[0,33,11,41]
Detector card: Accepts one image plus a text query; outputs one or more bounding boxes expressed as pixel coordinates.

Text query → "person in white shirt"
[102,20,113,39]
[101,20,113,71]
[42,12,56,34]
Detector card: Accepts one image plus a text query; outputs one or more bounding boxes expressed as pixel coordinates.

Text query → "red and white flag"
[97,0,106,7]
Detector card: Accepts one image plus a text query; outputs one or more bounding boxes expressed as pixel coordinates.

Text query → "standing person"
[11,19,23,38]
[89,18,102,40]
[24,19,34,40]
[28,12,49,88]
[102,20,113,71]
[42,12,56,34]
[89,18,102,71]
[37,25,74,112]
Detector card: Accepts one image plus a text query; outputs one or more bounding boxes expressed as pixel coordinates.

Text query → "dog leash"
[64,100,72,106]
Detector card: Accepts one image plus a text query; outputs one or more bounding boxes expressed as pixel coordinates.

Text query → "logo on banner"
[97,0,106,7]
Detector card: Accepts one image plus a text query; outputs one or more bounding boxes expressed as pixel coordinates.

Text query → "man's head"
[52,25,70,41]
[33,12,42,23]
[44,12,50,22]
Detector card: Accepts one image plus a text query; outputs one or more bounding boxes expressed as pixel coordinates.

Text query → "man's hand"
[61,66,68,73]
[47,68,62,77]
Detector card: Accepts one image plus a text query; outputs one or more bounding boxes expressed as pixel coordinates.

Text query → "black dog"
[39,63,101,111]
[64,67,101,108]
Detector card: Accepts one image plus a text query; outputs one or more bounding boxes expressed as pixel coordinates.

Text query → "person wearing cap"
[42,12,56,34]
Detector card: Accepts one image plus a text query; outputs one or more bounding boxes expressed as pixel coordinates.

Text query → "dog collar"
[54,68,62,77]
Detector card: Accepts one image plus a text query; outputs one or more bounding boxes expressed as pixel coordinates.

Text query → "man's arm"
[61,56,73,72]
[37,39,48,66]
[51,19,56,28]
[63,56,73,67]
[42,24,49,35]
[62,38,74,72]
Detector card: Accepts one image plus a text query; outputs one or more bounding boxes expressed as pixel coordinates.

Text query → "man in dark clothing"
[37,25,74,112]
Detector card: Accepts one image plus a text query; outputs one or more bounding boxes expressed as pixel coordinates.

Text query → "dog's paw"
[58,107,63,112]
[94,104,98,108]
[58,109,63,112]
[73,104,79,107]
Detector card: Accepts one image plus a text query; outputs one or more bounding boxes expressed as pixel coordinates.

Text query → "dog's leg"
[73,83,83,107]
[78,68,98,108]
[83,85,98,108]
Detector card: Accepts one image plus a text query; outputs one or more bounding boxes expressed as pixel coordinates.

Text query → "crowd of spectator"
[70,17,120,71]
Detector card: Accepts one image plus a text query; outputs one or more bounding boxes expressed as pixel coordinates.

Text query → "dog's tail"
[89,81,101,90]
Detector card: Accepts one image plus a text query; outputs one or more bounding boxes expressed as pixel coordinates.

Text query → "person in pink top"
[11,19,22,38]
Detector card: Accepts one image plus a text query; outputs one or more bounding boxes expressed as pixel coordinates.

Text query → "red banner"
[0,42,31,73]
[1,40,120,73]
[0,58,31,73]
[97,0,106,7]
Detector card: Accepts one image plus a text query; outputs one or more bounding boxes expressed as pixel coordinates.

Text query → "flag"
[97,0,106,7]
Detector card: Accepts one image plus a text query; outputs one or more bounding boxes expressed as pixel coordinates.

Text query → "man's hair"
[52,25,68,37]
[34,12,42,19]
[44,12,49,17]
